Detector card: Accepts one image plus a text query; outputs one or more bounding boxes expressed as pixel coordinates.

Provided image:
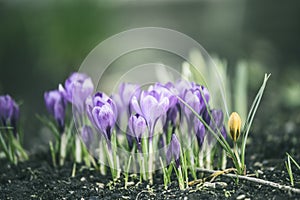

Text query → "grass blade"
[240,74,271,166]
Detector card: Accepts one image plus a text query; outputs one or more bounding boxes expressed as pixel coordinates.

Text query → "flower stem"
[0,131,12,163]
[59,132,67,166]
[233,142,242,174]
[148,139,153,184]
[75,135,82,163]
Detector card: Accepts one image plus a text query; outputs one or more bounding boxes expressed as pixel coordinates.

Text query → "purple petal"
[82,125,93,148]
[92,107,102,133]
[0,95,16,125]
[61,73,94,112]
[128,114,147,142]
[131,96,142,115]
[44,90,66,132]
[194,118,205,147]
[184,90,201,118]
[166,133,181,167]
[134,115,147,139]
[140,95,159,125]
[54,101,65,131]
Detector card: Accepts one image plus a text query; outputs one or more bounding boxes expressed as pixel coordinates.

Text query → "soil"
[1,154,300,200]
[1,107,300,199]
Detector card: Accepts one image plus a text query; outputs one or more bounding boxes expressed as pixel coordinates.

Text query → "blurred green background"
[0,0,299,150]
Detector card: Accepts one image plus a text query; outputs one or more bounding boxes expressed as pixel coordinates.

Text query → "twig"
[189,168,236,185]
[194,168,300,194]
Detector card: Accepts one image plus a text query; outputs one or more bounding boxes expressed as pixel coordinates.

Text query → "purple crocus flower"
[149,82,177,109]
[86,92,117,144]
[149,82,180,134]
[113,83,140,116]
[166,105,179,128]
[203,108,227,141]
[220,125,227,139]
[0,95,19,129]
[44,90,66,133]
[182,83,210,120]
[166,133,181,168]
[194,118,206,147]
[131,89,169,139]
[128,114,147,151]
[112,83,140,133]
[59,72,94,114]
[203,109,223,131]
[175,79,192,98]
[81,125,93,149]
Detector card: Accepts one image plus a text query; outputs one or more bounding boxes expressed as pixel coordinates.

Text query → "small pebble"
[184,197,188,200]
[267,167,275,171]
[257,169,263,174]
[203,182,227,189]
[250,155,257,160]
[69,191,74,194]
[215,182,228,189]
[80,177,86,182]
[254,162,263,168]
[236,194,246,200]
[125,181,135,187]
[262,160,269,165]
[96,182,104,189]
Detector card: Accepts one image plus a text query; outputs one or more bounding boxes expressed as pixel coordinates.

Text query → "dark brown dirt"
[0,151,300,200]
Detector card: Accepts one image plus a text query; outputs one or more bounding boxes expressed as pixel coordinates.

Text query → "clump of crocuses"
[43,68,273,190]
[41,69,233,188]
[42,72,95,167]
[0,95,28,164]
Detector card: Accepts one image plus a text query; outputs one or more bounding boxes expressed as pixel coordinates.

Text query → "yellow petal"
[228,112,242,142]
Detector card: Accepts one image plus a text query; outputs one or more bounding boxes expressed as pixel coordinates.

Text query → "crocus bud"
[228,112,242,142]
[166,133,181,168]
[44,90,66,133]
[0,95,19,129]
[128,114,147,151]
[86,92,117,143]
[194,118,205,147]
